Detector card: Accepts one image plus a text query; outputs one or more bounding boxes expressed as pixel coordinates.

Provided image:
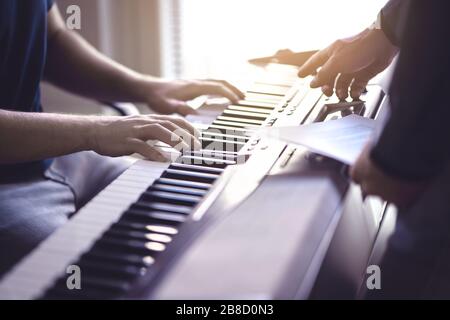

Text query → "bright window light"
[176,0,388,79]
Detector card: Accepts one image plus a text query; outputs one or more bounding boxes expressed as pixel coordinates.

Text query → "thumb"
[172,100,198,116]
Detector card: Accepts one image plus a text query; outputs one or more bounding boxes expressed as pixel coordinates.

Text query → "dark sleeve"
[379,0,410,46]
[47,0,54,11]
[371,0,450,181]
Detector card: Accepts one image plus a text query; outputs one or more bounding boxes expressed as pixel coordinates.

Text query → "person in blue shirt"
[0,1,243,274]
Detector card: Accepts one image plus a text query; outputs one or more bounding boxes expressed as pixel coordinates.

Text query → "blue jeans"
[0,152,131,276]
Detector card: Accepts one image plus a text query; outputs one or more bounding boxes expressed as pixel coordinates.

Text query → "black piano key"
[150,183,207,197]
[227,105,272,114]
[185,150,240,162]
[237,100,277,109]
[246,90,285,97]
[157,177,212,190]
[105,228,172,244]
[176,156,228,168]
[178,155,235,168]
[200,138,244,153]
[170,162,225,174]
[114,220,179,235]
[182,151,241,167]
[212,120,261,130]
[132,201,192,215]
[222,109,268,121]
[198,149,239,157]
[76,259,145,281]
[83,276,132,293]
[140,190,201,207]
[96,237,166,255]
[124,208,188,222]
[83,249,155,268]
[162,168,218,184]
[207,124,254,136]
[243,96,283,106]
[201,131,250,143]
[212,120,248,129]
[51,275,131,296]
[213,121,261,131]
[217,116,264,126]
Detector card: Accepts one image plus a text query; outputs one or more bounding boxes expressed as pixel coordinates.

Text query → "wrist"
[131,74,165,103]
[368,28,399,57]
[83,116,103,152]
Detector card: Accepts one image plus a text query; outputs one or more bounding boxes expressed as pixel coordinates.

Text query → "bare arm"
[44,5,147,103]
[0,110,200,164]
[44,5,243,115]
[0,110,93,164]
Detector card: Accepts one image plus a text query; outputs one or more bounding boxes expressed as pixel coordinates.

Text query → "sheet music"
[263,115,378,165]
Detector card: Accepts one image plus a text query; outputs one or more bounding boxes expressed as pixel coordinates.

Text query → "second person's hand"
[138,78,245,116]
[350,143,427,209]
[298,28,399,100]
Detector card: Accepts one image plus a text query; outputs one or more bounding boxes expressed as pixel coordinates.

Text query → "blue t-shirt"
[0,0,54,112]
[0,0,54,175]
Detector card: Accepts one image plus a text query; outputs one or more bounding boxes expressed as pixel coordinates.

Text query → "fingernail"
[350,90,360,100]
[310,78,319,88]
[322,85,332,95]
[337,90,347,100]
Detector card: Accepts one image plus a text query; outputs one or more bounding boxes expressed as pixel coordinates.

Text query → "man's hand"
[350,144,426,208]
[91,114,201,162]
[298,29,398,100]
[138,78,245,116]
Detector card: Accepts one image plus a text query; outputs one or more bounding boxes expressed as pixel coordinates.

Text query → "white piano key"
[0,160,170,299]
[113,179,151,189]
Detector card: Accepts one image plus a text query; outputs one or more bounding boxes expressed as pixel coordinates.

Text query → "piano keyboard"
[0,65,316,299]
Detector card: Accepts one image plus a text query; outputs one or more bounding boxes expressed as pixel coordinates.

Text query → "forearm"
[0,110,94,164]
[44,27,156,103]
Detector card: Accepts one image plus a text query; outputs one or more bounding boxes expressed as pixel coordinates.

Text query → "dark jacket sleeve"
[379,0,410,46]
[371,0,450,181]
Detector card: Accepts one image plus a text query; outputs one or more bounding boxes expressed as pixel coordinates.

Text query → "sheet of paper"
[262,115,377,165]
